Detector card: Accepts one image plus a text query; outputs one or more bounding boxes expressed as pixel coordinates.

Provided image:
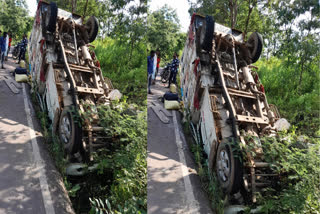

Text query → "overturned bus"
[180,14,287,202]
[28,1,120,162]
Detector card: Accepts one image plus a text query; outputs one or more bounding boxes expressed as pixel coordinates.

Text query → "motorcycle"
[161,63,171,83]
[12,43,21,60]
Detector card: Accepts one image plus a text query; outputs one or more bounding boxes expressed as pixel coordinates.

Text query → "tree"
[188,0,266,35]
[0,0,33,40]
[147,5,186,61]
[269,0,320,88]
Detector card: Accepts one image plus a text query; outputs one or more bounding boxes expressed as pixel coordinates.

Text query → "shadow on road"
[147,73,213,214]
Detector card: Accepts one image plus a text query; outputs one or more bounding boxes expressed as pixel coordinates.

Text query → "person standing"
[0,32,8,69]
[156,50,161,79]
[0,30,2,59]
[152,51,157,84]
[5,32,12,60]
[167,52,180,88]
[18,34,28,64]
[147,50,155,94]
[4,32,9,61]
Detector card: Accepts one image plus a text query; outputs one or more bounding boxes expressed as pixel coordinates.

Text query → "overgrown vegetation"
[70,42,148,213]
[182,118,224,213]
[74,102,147,214]
[32,87,147,214]
[93,38,147,104]
[256,57,320,136]
[256,132,320,213]
[190,143,225,214]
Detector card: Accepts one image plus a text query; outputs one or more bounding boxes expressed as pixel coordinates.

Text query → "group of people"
[147,50,179,94]
[0,31,11,69]
[0,31,28,69]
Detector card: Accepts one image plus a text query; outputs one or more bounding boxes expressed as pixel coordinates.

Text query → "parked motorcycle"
[12,43,21,60]
[161,63,171,83]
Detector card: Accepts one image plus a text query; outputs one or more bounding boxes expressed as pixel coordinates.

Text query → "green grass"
[255,57,320,136]
[183,119,224,214]
[93,38,147,105]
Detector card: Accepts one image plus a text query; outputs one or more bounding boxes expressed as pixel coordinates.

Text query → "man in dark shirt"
[18,34,28,64]
[167,52,180,88]
[147,50,155,94]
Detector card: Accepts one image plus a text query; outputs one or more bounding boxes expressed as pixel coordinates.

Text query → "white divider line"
[172,111,200,214]
[22,84,56,214]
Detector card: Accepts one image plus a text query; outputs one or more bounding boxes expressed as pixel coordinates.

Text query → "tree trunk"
[244,0,255,41]
[229,0,234,28]
[229,0,238,28]
[298,50,305,88]
[234,0,238,28]
[129,37,135,64]
[299,61,304,87]
[128,12,135,64]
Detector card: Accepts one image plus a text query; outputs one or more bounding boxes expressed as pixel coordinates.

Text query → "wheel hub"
[60,115,71,144]
[45,9,51,28]
[217,149,230,182]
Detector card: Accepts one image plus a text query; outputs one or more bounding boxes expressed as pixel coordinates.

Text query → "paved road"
[0,56,74,214]
[147,72,213,214]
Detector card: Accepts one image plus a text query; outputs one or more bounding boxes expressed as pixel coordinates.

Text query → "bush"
[255,57,320,136]
[88,101,147,213]
[94,38,147,105]
[87,37,148,213]
[65,38,148,213]
[256,132,320,213]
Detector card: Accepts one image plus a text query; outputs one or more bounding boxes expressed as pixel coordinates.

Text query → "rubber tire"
[195,25,202,56]
[201,16,215,52]
[44,2,58,33]
[215,141,242,194]
[59,106,82,154]
[12,46,19,59]
[247,32,263,63]
[161,69,170,83]
[86,16,99,43]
